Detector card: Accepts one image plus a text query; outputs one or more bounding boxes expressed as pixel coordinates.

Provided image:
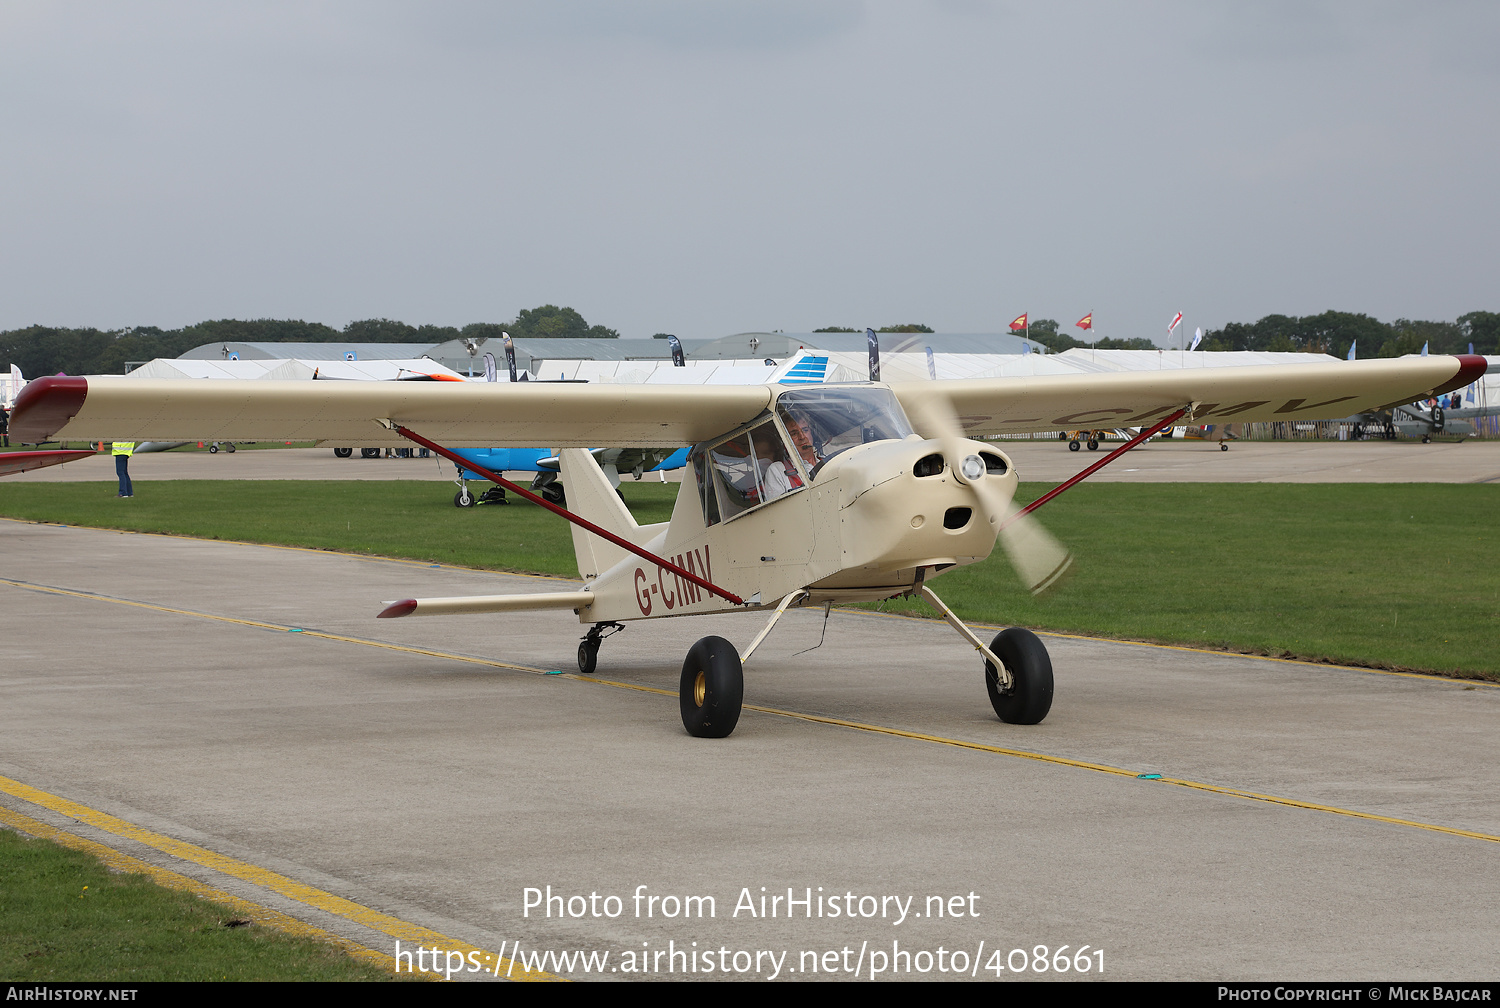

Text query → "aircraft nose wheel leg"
[679,636,743,738]
[577,621,623,675]
[916,585,1054,726]
[984,628,1054,725]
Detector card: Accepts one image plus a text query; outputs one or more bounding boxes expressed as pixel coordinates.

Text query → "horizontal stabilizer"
[377,591,593,618]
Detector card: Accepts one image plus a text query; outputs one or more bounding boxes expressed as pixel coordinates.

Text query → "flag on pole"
[1167,311,1183,335]
[1076,313,1093,330]
[1347,341,1357,361]
[1189,326,1203,351]
[1009,313,1028,332]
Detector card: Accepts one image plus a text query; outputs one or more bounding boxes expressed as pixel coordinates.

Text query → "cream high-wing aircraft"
[12,355,1485,738]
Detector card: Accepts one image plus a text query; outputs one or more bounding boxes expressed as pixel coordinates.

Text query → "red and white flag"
[1009,313,1028,332]
[1167,311,1183,335]
[1075,313,1093,331]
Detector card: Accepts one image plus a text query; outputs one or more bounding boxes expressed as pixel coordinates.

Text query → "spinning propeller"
[912,396,1073,595]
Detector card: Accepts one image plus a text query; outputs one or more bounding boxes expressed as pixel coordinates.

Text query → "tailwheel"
[679,636,743,738]
[984,628,1053,725]
[1220,442,1229,451]
[577,622,622,675]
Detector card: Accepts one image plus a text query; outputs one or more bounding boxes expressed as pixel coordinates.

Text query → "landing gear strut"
[916,584,1055,726]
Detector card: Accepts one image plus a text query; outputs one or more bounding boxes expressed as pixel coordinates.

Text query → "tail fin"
[558,448,642,580]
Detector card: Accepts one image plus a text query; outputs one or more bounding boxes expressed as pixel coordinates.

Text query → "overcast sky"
[2,1,1495,344]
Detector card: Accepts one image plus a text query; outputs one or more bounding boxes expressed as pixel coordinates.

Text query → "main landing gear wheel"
[334,447,353,458]
[1068,440,1081,452]
[984,627,1054,725]
[453,490,475,508]
[208,443,218,453]
[679,636,743,738]
[361,447,381,459]
[1087,438,1100,451]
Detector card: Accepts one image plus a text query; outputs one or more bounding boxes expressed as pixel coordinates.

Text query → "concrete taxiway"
[2,518,1496,981]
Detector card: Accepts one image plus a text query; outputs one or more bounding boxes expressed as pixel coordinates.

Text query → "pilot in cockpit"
[751,426,802,503]
[782,410,822,469]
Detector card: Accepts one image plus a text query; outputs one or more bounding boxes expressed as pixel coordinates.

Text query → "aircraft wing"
[11,356,1484,447]
[10,376,775,449]
[890,356,1487,435]
[0,449,96,477]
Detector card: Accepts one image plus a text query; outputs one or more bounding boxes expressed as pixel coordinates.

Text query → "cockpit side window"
[692,418,806,525]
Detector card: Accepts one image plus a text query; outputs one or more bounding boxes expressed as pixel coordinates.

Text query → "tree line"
[0,305,618,378]
[4,306,1494,378]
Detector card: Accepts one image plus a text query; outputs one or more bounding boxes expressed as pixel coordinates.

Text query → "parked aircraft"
[450,446,687,508]
[11,355,1484,737]
[1350,403,1479,443]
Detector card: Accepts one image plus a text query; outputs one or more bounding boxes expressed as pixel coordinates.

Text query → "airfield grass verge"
[0,479,1495,677]
[0,828,400,982]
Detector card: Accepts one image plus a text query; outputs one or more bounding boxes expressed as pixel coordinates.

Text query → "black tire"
[226,443,236,453]
[679,636,743,738]
[208,444,219,453]
[1068,440,1080,452]
[541,484,566,508]
[454,490,475,508]
[578,639,599,675]
[361,447,381,459]
[1220,442,1229,451]
[1086,439,1099,451]
[334,447,353,458]
[984,628,1053,725]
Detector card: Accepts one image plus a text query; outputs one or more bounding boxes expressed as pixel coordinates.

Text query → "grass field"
[0,830,400,982]
[1,478,1495,677]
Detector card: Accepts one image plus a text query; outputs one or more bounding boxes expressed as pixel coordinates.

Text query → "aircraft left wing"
[892,356,1486,435]
[10,376,775,449]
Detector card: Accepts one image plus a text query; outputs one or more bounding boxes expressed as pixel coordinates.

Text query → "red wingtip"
[378,599,418,619]
[1433,354,1488,396]
[11,376,89,441]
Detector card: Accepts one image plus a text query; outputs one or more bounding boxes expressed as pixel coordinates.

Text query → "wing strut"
[391,424,745,606]
[1005,407,1188,525]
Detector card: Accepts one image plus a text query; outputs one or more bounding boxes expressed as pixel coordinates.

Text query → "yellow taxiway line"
[0,774,562,982]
